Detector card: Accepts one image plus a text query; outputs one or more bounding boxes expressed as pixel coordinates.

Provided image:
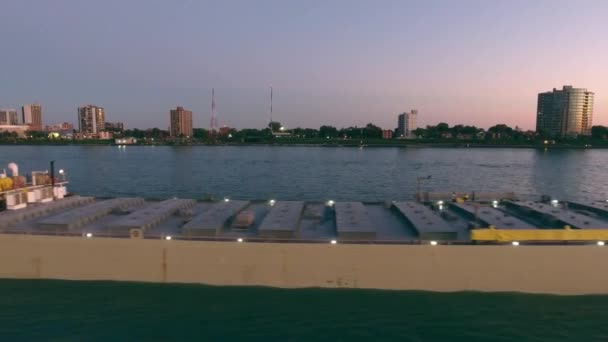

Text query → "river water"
[1,145,606,202]
[2,146,608,340]
[1,279,607,341]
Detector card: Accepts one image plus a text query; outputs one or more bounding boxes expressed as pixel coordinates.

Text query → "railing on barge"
[1,229,607,246]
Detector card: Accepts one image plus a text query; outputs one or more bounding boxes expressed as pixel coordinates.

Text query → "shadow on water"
[1,279,607,341]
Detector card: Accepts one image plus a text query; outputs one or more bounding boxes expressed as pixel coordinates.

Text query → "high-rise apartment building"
[170,106,193,137]
[536,85,594,137]
[397,110,418,138]
[78,105,106,134]
[0,109,19,125]
[22,104,43,131]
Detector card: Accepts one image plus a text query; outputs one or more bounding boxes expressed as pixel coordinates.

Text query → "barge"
[3,190,608,244]
[3,162,608,294]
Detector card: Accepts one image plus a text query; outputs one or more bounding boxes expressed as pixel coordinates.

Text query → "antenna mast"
[269,86,273,132]
[210,88,218,132]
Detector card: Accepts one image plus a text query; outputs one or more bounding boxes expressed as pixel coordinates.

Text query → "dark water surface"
[1,145,607,202]
[1,279,607,341]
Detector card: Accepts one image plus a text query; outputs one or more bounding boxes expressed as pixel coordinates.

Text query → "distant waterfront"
[1,145,606,202]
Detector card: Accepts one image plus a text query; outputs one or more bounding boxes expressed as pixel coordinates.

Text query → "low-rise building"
[105,122,125,131]
[115,137,137,145]
[0,125,30,137]
[382,130,393,139]
[46,123,74,131]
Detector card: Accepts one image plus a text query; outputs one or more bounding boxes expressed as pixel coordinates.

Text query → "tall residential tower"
[78,105,106,134]
[536,85,594,137]
[398,110,418,138]
[170,106,193,137]
[0,109,19,125]
[22,104,42,131]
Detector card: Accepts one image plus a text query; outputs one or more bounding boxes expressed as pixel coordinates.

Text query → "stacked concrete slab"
[508,201,608,229]
[0,196,94,230]
[107,198,196,233]
[393,201,457,240]
[334,202,375,240]
[258,201,304,238]
[182,200,250,236]
[37,197,145,231]
[451,202,535,229]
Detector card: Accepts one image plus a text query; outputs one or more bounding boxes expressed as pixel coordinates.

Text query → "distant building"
[219,126,231,136]
[78,105,106,135]
[382,130,393,139]
[22,104,42,131]
[105,122,125,132]
[97,131,113,140]
[115,137,137,145]
[0,109,19,125]
[46,122,74,132]
[0,125,29,137]
[170,106,193,137]
[536,85,594,137]
[397,110,418,138]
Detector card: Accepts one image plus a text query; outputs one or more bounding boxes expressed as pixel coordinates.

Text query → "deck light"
[438,204,443,210]
[598,241,605,246]
[237,238,243,243]
[492,200,498,208]
[269,199,276,206]
[165,236,172,241]
[550,199,559,207]
[437,200,444,205]
[512,241,519,246]
[430,241,438,246]
[85,233,93,238]
[327,200,335,207]
[224,198,230,202]
[330,240,337,245]
[59,169,64,174]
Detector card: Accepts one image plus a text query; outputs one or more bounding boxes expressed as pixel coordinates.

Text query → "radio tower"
[269,86,273,132]
[210,88,218,133]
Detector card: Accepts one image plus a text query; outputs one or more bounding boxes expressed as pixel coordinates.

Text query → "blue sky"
[1,0,607,130]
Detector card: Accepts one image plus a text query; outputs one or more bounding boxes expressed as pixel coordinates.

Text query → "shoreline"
[0,141,606,149]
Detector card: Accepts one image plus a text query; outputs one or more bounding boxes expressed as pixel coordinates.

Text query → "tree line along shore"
[1,122,608,148]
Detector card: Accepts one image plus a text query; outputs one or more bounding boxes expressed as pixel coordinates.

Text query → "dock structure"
[0,196,94,230]
[37,198,145,231]
[258,201,304,238]
[334,202,375,240]
[107,198,196,233]
[182,200,250,236]
[393,201,457,240]
[508,201,608,229]
[451,202,536,229]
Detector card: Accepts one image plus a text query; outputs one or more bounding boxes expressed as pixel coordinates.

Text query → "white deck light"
[85,233,93,238]
[237,238,243,243]
[224,198,230,202]
[598,241,605,246]
[430,241,438,246]
[269,199,276,206]
[330,239,337,245]
[512,241,519,246]
[327,200,335,207]
[165,236,172,241]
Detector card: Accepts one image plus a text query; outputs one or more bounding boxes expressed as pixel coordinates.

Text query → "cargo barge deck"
[3,192,608,244]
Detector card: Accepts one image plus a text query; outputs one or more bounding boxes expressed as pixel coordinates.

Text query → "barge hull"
[1,234,608,295]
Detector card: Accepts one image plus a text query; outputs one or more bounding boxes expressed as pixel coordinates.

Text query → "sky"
[1,0,607,130]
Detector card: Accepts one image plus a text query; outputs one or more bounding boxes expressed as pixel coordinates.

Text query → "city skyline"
[1,0,607,130]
